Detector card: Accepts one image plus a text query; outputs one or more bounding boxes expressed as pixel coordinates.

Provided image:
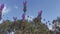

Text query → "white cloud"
[14,5,18,9]
[0,19,3,24]
[26,15,34,21]
[2,5,10,14]
[49,26,52,30]
[0,5,10,23]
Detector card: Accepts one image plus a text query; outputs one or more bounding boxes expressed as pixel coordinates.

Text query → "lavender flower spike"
[38,10,42,16]
[22,13,25,21]
[0,3,4,10]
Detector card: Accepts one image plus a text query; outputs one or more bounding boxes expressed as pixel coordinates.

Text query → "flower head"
[22,13,25,21]
[0,3,4,10]
[38,10,42,16]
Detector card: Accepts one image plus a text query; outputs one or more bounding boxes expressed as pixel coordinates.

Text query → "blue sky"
[0,0,60,29]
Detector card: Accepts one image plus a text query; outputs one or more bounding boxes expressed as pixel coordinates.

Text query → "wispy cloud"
[0,19,3,24]
[14,5,18,9]
[0,4,10,23]
[26,15,34,21]
[2,5,10,15]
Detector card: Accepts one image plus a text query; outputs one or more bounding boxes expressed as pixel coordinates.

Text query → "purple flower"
[38,10,42,16]
[13,17,17,21]
[0,3,4,10]
[22,13,25,21]
[23,0,27,5]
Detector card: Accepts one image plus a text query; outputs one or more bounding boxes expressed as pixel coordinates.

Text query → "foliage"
[0,19,53,34]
